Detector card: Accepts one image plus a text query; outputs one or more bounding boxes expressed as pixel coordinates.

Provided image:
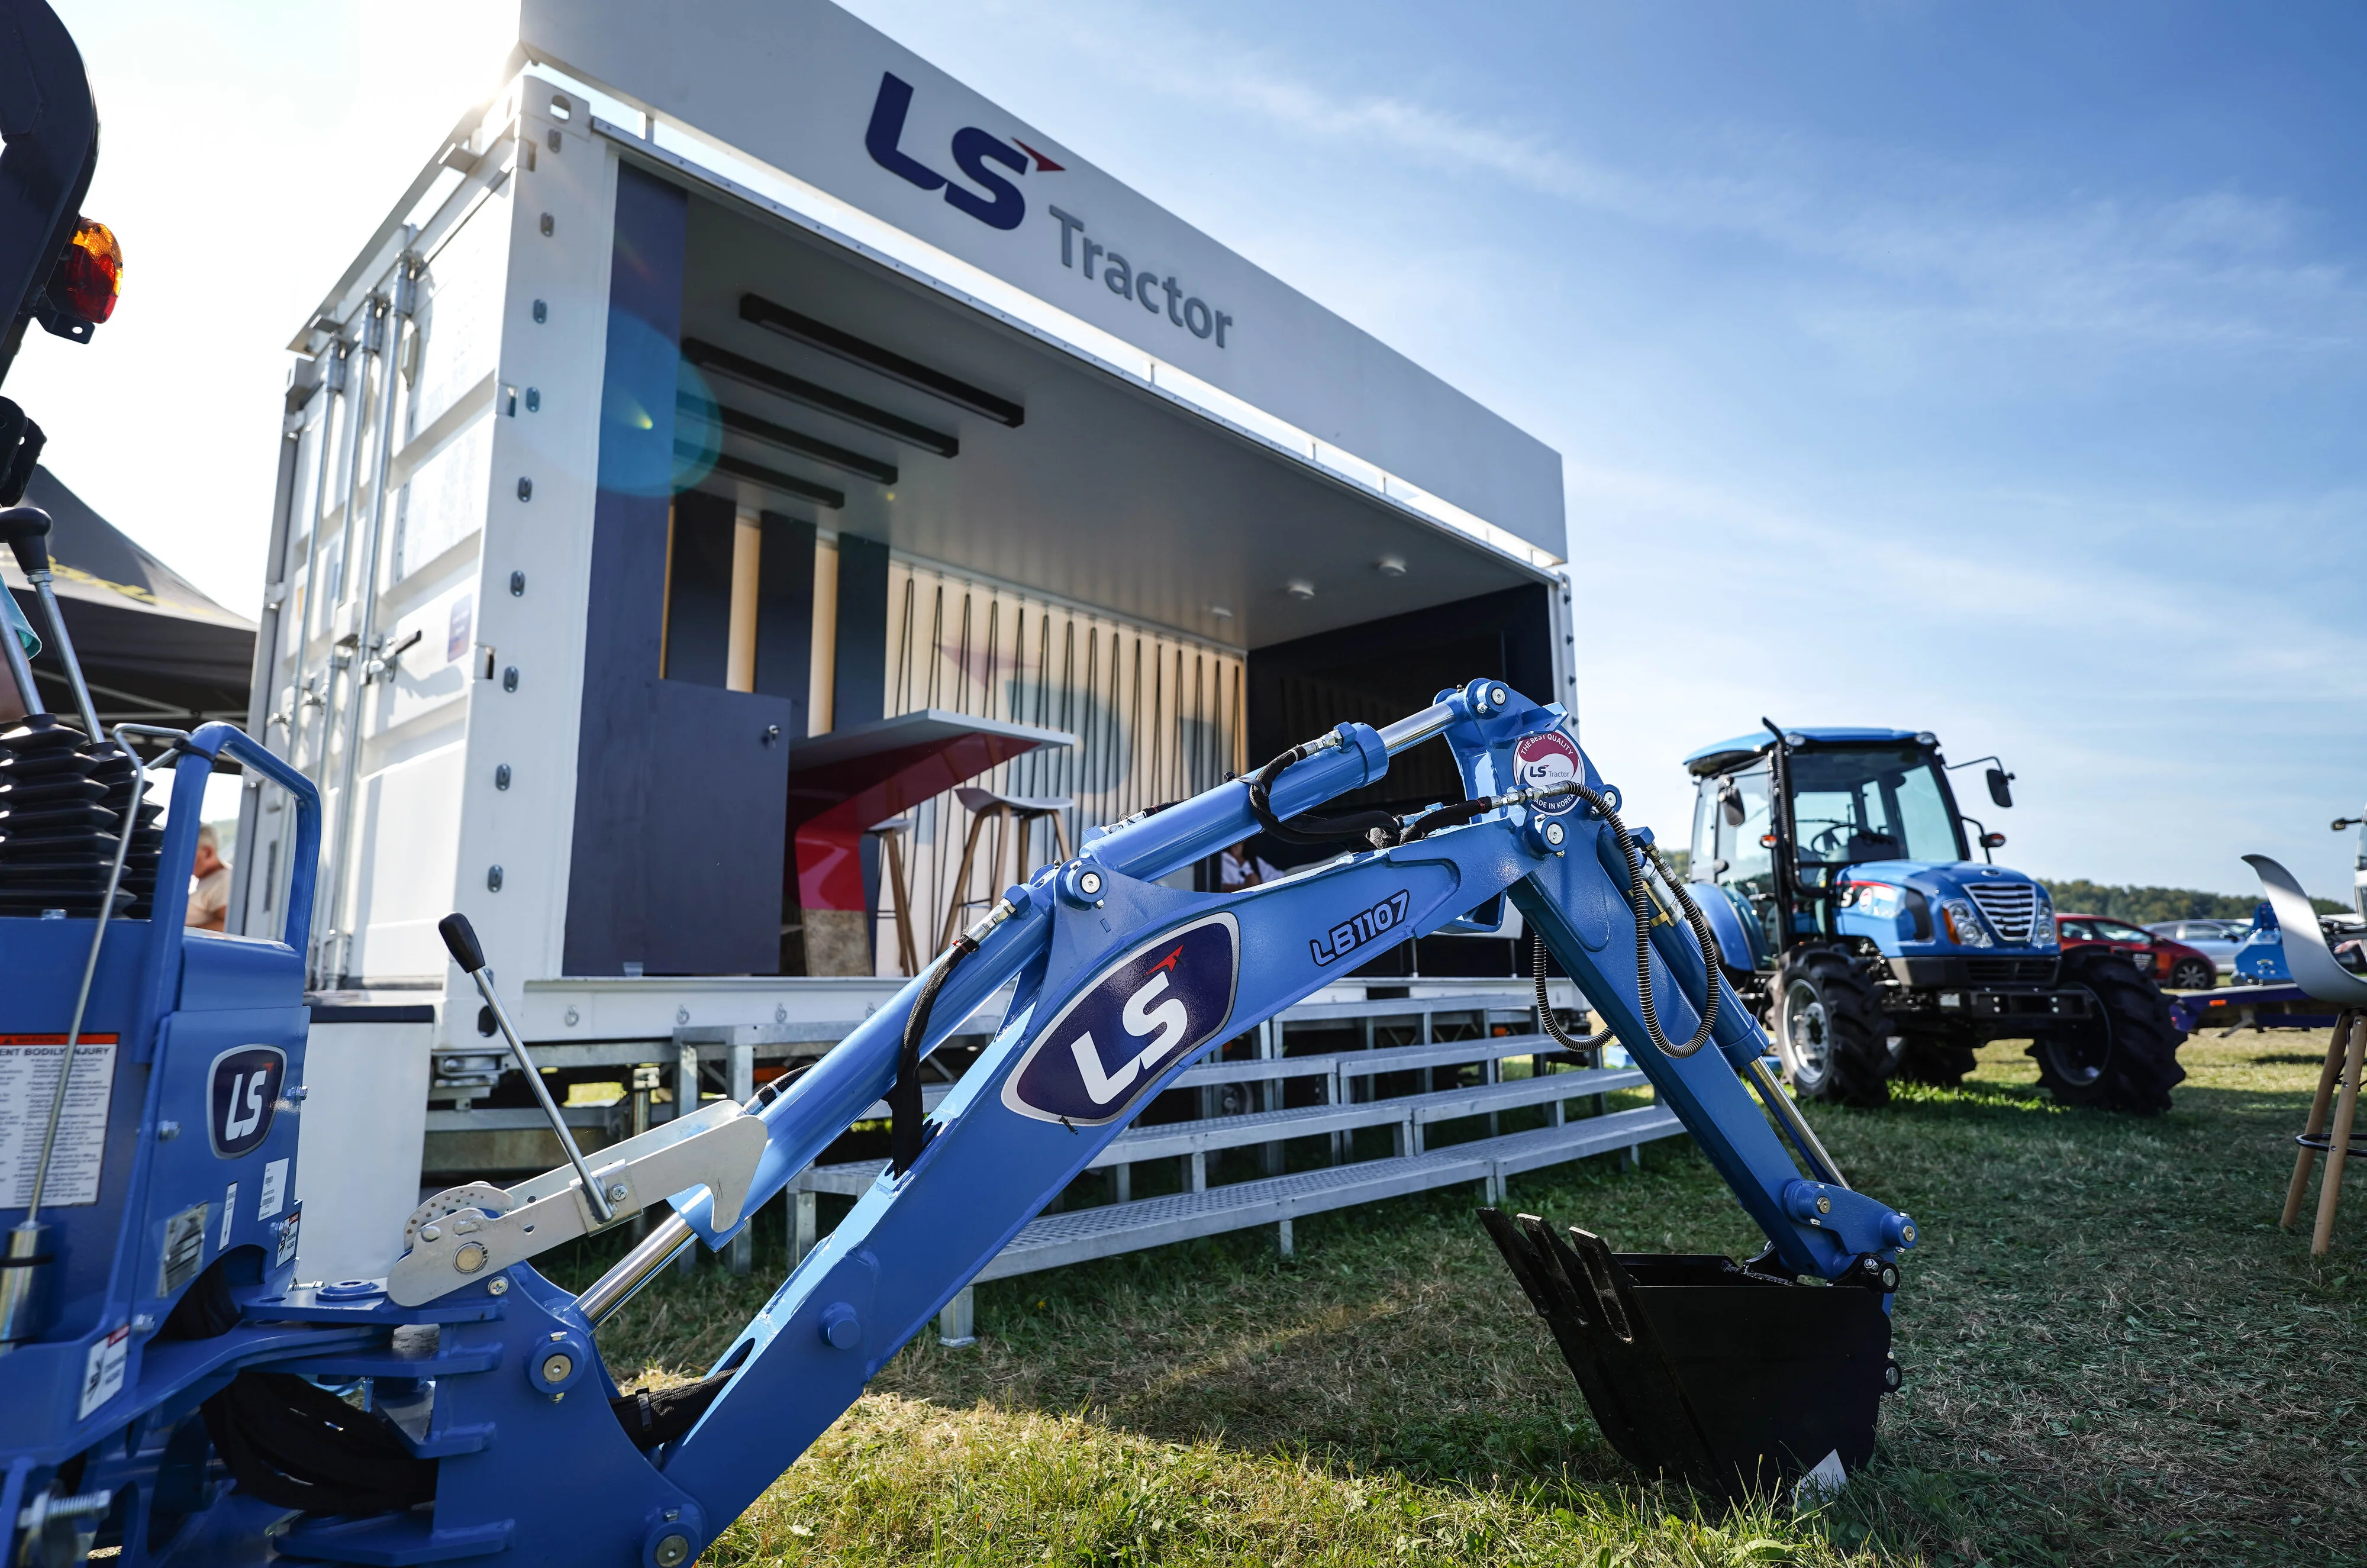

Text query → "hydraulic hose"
[1531,932,1617,1052]
[1246,735,1405,848]
[1530,780,1725,1060]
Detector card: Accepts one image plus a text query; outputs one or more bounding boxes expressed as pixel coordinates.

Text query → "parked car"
[2058,915,2218,991]
[2145,918,2251,975]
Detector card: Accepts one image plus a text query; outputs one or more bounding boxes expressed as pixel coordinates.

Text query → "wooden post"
[2311,1012,2365,1256]
[2284,1011,2350,1228]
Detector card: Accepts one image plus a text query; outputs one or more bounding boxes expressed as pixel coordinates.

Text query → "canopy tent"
[2,465,253,729]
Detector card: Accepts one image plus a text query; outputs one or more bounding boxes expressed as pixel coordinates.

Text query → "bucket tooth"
[1481,1208,1894,1498]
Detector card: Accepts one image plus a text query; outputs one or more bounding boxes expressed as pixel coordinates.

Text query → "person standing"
[186,822,230,931]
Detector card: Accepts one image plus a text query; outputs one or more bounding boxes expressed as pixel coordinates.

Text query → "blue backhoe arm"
[638,680,1917,1531]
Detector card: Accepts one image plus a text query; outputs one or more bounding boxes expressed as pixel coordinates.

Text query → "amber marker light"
[56,218,123,324]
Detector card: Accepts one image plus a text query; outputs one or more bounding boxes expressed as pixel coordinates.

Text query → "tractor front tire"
[1772,946,1891,1107]
[1892,1027,1978,1088]
[2029,947,2187,1114]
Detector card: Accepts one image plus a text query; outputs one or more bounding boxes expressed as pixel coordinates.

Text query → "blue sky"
[16,1,2364,899]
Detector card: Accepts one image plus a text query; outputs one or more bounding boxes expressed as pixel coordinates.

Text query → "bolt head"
[487,1277,509,1296]
[1901,1223,1917,1244]
[1078,870,1103,896]
[653,1532,692,1567]
[1489,686,1508,706]
[453,1242,489,1273]
[1543,821,1566,846]
[607,1182,629,1202]
[1815,1194,1831,1214]
[420,1224,441,1242]
[541,1352,573,1383]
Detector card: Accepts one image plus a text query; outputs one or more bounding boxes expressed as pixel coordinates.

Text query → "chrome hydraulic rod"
[579,1214,697,1326]
[1748,1056,1849,1189]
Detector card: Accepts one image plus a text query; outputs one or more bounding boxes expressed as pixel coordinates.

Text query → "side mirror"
[1981,831,2007,850]
[1985,767,2014,809]
[1718,779,1746,828]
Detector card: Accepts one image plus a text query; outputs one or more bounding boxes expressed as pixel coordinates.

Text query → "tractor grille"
[1966,881,2041,944]
[1966,957,2058,985]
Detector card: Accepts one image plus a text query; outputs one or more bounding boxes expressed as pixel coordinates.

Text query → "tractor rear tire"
[1892,1028,1978,1088]
[2029,947,2187,1114]
[1772,946,1890,1107]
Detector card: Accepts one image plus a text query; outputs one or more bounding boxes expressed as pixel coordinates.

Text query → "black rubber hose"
[1531,931,1618,1051]
[889,934,976,1176]
[1533,782,1725,1060]
[1245,739,1404,848]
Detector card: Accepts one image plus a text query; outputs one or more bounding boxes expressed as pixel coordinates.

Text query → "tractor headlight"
[1939,898,1995,948]
[2027,889,2058,948]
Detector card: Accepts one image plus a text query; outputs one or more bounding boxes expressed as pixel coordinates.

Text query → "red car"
[2055,915,2217,991]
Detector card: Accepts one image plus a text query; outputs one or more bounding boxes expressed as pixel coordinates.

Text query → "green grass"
[553,1035,2365,1566]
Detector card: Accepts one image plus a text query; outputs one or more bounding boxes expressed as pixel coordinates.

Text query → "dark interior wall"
[565,166,795,977]
[564,164,688,977]
[833,533,889,728]
[663,491,736,686]
[1247,582,1555,816]
[757,512,817,735]
[1244,582,1555,976]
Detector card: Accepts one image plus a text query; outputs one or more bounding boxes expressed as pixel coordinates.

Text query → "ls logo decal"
[208,1046,285,1159]
[1311,889,1411,966]
[1002,914,1239,1126]
[865,72,1059,233]
[1514,730,1584,817]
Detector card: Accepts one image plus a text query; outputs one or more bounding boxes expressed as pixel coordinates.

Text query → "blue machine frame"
[2,685,1916,1564]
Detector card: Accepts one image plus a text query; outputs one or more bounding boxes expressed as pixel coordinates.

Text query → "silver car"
[2146,918,2251,975]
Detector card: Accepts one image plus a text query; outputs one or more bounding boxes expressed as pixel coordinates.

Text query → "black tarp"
[4,465,253,727]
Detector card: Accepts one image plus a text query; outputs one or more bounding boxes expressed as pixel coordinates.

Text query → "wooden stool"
[2284,1009,2364,1255]
[939,787,1073,951]
[868,816,920,978]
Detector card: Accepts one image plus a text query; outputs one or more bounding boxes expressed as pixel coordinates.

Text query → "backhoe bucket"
[1481,1209,1895,1499]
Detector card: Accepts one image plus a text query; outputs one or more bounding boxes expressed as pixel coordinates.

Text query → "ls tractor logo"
[1002,913,1239,1126]
[207,1046,285,1159]
[1515,730,1584,817]
[866,71,1062,233]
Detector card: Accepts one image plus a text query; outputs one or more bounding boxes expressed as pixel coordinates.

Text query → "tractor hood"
[1831,860,2058,957]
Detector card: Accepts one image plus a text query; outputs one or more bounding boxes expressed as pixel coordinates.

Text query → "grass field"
[559,1033,2364,1566]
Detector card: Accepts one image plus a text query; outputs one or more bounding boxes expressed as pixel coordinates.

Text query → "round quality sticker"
[1514,730,1583,815]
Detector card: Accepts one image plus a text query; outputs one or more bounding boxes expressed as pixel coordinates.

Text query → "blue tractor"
[1680,724,2185,1112]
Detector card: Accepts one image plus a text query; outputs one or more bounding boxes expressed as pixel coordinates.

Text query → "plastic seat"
[939,788,1073,950]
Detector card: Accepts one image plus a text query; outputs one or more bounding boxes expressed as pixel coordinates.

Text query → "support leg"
[674,1042,701,1276]
[2311,1015,2365,1256]
[2285,1012,2350,1228]
[1113,1163,1131,1204]
[727,1041,755,1276]
[1259,1019,1282,1176]
[938,1285,976,1348]
[792,1189,818,1266]
[1276,1218,1294,1259]
[1188,1151,1206,1193]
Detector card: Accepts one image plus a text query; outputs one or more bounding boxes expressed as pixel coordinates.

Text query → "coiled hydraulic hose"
[1523,781,1725,1060]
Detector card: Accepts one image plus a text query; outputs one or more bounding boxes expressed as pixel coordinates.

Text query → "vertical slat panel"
[878,558,1242,967]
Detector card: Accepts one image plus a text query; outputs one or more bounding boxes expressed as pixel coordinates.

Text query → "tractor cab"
[1683,727,2031,970]
[1678,727,2185,1114]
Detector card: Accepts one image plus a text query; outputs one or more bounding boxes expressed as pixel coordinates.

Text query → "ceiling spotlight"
[1285,579,1315,601]
[1208,604,1234,620]
[1376,555,1406,577]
